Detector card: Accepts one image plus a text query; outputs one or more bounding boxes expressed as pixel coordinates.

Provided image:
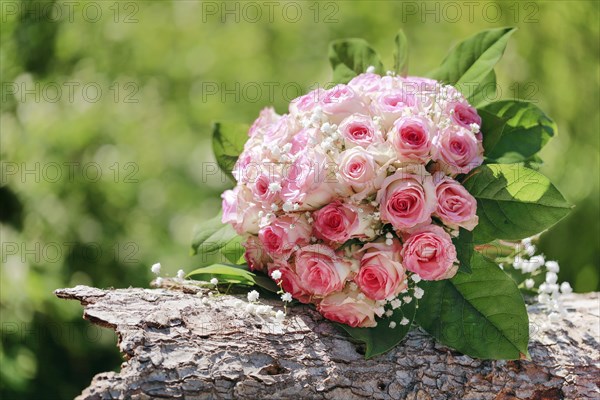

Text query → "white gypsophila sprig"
[247,290,260,302]
[501,237,573,320]
[151,262,161,275]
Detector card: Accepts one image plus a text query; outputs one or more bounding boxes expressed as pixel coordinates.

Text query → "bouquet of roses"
[189,28,572,359]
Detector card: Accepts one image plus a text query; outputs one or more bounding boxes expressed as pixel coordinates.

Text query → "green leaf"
[329,38,385,84]
[337,296,417,359]
[393,29,409,77]
[480,100,556,163]
[212,121,249,183]
[191,213,242,265]
[252,274,280,293]
[467,70,496,107]
[463,164,572,244]
[430,27,516,87]
[479,108,507,155]
[191,213,225,255]
[187,264,279,293]
[416,252,529,360]
[453,228,474,273]
[220,235,245,264]
[187,263,255,284]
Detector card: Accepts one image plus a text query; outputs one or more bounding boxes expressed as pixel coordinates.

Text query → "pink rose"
[295,244,351,297]
[355,239,407,300]
[258,215,311,259]
[243,235,272,272]
[432,127,483,175]
[289,88,325,116]
[312,201,359,244]
[450,102,481,131]
[290,128,311,155]
[376,165,436,230]
[389,116,434,162]
[433,173,478,231]
[371,89,417,129]
[318,291,379,328]
[320,85,368,124]
[401,225,458,281]
[348,72,382,94]
[337,147,383,200]
[232,146,262,184]
[221,188,238,225]
[281,150,334,209]
[338,114,383,149]
[262,115,293,147]
[236,203,262,235]
[226,187,261,235]
[268,260,311,304]
[249,107,280,137]
[250,171,281,205]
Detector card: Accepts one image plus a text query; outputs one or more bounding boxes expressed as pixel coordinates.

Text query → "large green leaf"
[479,107,507,154]
[187,264,279,293]
[453,228,474,273]
[337,296,417,359]
[430,27,515,91]
[416,252,529,360]
[463,164,572,244]
[393,29,409,77]
[467,70,496,107]
[187,264,255,284]
[329,38,385,84]
[219,235,245,264]
[212,121,249,183]
[191,213,242,264]
[479,100,556,163]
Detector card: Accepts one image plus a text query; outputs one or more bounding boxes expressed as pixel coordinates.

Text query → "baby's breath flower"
[281,292,293,302]
[390,299,402,309]
[524,279,535,289]
[546,272,558,285]
[400,317,410,326]
[155,277,163,286]
[389,321,397,329]
[256,305,272,315]
[385,309,393,317]
[560,282,573,294]
[545,261,560,273]
[271,270,282,280]
[402,296,412,304]
[414,287,424,299]
[210,278,219,286]
[151,263,161,275]
[548,312,560,323]
[268,182,281,193]
[247,290,260,302]
[275,310,285,321]
[176,269,185,280]
[411,274,422,283]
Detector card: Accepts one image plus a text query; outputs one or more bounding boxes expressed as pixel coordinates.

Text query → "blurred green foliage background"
[1,0,598,398]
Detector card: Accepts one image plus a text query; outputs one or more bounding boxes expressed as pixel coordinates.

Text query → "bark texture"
[55,282,600,400]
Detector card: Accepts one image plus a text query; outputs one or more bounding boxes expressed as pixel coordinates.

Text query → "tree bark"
[55,281,599,400]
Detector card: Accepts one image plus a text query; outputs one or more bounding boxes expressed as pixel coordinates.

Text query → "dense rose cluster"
[221,71,483,327]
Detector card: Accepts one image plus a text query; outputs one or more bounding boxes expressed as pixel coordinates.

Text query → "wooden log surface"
[55,282,600,400]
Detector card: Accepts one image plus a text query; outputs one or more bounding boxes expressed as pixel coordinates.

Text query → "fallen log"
[55,282,599,399]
